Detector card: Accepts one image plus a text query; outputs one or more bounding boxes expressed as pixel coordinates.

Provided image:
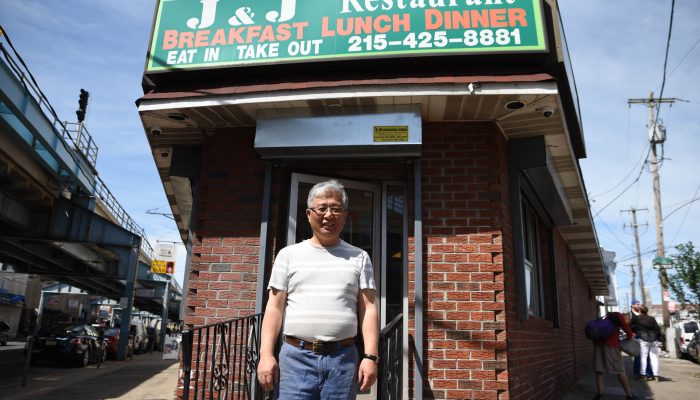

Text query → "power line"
[664,194,700,221]
[593,148,649,218]
[592,210,635,253]
[653,0,675,127]
[591,143,649,199]
[668,183,700,244]
[668,36,699,77]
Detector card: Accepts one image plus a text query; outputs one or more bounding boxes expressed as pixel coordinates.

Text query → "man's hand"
[357,357,378,392]
[258,288,286,392]
[257,353,279,392]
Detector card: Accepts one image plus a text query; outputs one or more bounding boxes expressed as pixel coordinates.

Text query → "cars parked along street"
[678,320,699,358]
[104,327,133,359]
[28,322,106,367]
[130,320,149,355]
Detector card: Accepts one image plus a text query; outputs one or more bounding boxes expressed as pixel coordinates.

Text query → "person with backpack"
[630,304,662,382]
[591,312,638,400]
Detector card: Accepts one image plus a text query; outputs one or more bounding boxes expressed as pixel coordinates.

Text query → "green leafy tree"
[668,242,700,309]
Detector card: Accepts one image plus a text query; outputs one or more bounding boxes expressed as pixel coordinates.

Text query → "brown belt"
[284,336,355,355]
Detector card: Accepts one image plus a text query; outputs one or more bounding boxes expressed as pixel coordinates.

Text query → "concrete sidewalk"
[563,354,700,400]
[0,349,179,400]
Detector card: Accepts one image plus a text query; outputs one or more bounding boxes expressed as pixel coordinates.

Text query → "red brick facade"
[183,121,598,399]
[187,128,263,326]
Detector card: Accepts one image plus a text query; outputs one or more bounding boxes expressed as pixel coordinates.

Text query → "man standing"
[258,180,379,399]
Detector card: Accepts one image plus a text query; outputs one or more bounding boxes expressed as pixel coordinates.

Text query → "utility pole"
[625,264,636,305]
[628,92,680,332]
[622,208,648,305]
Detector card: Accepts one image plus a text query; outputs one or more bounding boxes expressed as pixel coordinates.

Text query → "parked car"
[28,322,106,367]
[0,320,10,346]
[104,327,133,359]
[687,331,700,361]
[678,320,699,358]
[130,320,149,354]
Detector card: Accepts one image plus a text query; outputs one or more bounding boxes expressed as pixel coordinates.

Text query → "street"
[0,342,178,400]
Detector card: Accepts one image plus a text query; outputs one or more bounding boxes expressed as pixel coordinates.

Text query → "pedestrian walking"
[631,304,662,382]
[257,179,379,399]
[591,312,639,400]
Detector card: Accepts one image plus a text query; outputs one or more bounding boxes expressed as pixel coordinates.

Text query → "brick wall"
[186,128,264,327]
[504,227,597,399]
[419,121,509,399]
[181,122,598,399]
[418,121,597,399]
[502,189,597,396]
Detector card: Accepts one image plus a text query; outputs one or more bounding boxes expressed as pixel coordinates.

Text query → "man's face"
[306,190,347,245]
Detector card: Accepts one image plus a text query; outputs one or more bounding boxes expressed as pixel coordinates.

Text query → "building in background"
[600,249,620,313]
[0,269,42,340]
[137,1,608,398]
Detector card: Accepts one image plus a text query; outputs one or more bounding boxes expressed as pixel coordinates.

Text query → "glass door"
[287,173,380,263]
[287,173,407,327]
[287,173,407,398]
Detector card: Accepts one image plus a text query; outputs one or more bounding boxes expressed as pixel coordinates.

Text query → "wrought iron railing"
[181,314,264,400]
[379,313,403,400]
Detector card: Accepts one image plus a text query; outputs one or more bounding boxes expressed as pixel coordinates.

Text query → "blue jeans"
[274,341,359,399]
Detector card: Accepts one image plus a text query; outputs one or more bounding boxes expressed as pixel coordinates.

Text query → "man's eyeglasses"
[308,206,346,216]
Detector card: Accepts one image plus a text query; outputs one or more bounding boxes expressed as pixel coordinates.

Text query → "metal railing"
[379,313,403,400]
[181,312,403,400]
[94,176,154,260]
[1,26,153,261]
[0,27,98,168]
[64,122,99,171]
[181,314,264,400]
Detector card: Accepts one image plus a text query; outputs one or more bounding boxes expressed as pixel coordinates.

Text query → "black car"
[28,322,106,367]
[0,320,9,346]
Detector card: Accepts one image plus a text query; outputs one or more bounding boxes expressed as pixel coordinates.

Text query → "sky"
[1,1,699,309]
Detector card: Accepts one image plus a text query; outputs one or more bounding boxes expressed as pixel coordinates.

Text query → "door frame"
[285,173,409,398]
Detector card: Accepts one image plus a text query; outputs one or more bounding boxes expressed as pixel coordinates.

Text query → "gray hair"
[307,180,348,208]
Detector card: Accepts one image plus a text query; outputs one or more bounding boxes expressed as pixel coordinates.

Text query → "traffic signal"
[76,89,89,122]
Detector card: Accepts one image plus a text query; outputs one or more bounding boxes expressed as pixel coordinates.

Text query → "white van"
[678,320,699,356]
[130,318,149,354]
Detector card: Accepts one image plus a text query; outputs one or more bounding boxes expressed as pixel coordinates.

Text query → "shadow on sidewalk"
[0,351,178,400]
[562,354,654,400]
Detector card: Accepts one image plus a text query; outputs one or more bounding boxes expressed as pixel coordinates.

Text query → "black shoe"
[592,395,604,400]
[626,396,638,400]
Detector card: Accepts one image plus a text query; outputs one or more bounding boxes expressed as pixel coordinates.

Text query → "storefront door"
[287,173,408,397]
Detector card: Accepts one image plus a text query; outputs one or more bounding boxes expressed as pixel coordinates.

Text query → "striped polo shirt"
[268,239,376,342]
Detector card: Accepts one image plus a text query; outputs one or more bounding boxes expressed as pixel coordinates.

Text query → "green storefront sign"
[146,0,547,71]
